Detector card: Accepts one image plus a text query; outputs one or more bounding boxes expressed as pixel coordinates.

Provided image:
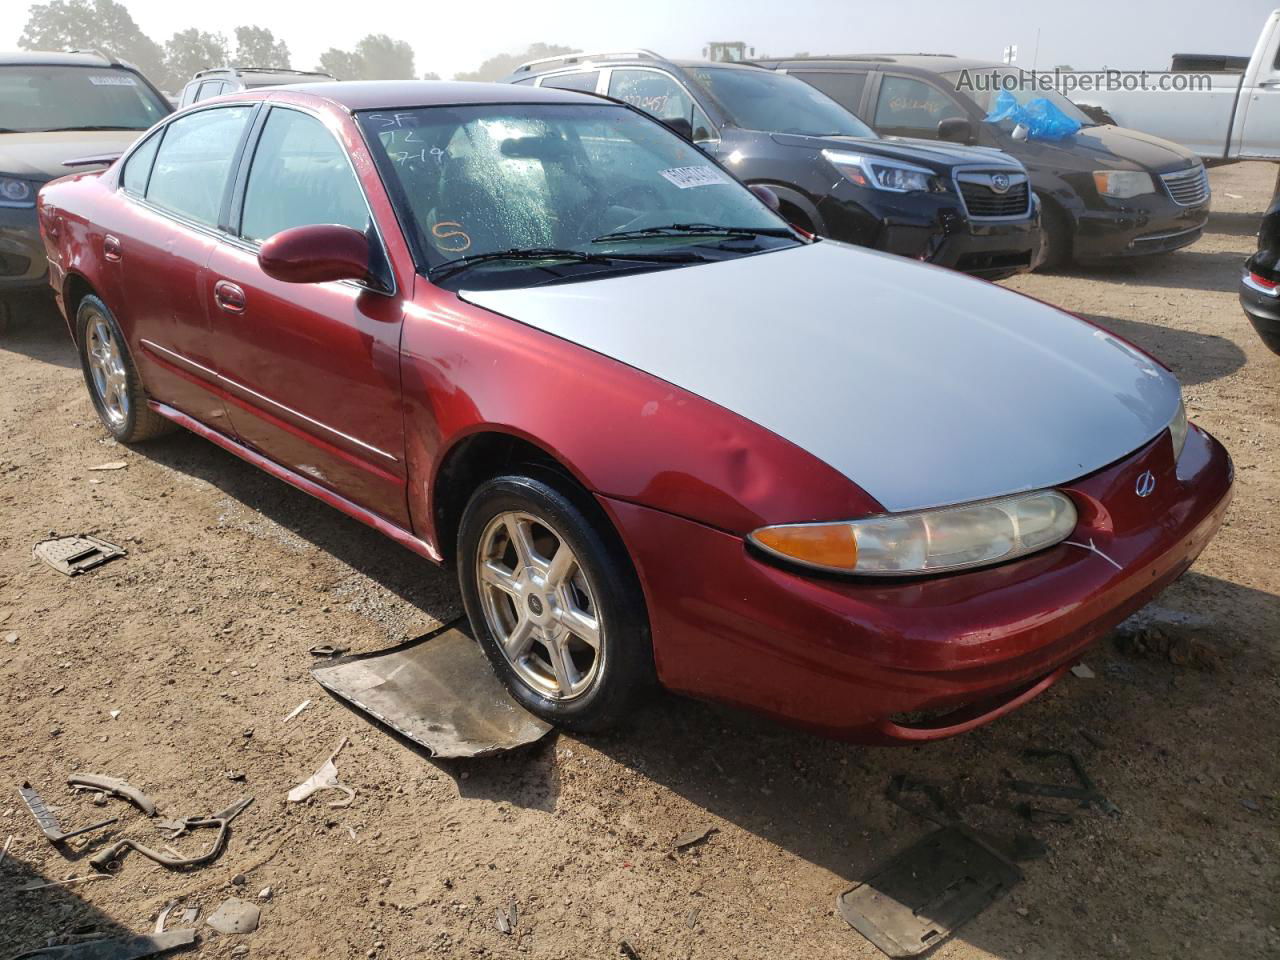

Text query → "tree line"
[18,0,576,91]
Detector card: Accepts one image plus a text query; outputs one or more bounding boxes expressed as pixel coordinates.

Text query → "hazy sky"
[7,0,1279,78]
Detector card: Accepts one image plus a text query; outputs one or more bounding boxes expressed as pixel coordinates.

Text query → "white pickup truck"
[1067,9,1280,162]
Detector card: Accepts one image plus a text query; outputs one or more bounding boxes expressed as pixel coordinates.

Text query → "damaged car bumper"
[603,423,1232,744]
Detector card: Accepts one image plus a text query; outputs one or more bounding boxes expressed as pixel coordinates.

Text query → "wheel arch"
[748,181,825,233]
[62,271,98,343]
[430,428,594,567]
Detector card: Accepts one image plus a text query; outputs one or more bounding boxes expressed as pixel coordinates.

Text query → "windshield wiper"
[428,246,700,283]
[591,223,797,243]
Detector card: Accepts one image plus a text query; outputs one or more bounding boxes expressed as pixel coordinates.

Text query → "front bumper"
[1072,193,1208,261]
[818,184,1040,280]
[0,204,48,296]
[601,423,1232,743]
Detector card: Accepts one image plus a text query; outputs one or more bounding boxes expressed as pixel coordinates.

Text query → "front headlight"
[822,150,942,194]
[1093,170,1155,199]
[0,176,34,208]
[750,489,1078,577]
[1169,396,1188,461]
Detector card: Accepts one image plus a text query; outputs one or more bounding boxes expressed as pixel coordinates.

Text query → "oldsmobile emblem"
[990,173,1012,193]
[1135,470,1157,498]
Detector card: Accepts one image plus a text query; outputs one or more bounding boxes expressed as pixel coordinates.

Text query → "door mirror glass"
[937,117,976,143]
[258,223,370,285]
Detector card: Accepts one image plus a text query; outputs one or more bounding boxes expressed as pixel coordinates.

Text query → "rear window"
[0,64,169,133]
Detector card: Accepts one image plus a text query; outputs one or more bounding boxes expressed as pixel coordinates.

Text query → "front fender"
[399,285,880,553]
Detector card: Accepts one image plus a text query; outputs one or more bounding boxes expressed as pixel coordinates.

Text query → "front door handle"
[213,280,246,314]
[103,234,121,261]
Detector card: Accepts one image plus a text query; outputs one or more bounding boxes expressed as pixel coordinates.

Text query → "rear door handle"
[102,234,121,261]
[213,280,246,314]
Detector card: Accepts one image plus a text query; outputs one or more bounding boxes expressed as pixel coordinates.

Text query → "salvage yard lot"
[1,162,1277,960]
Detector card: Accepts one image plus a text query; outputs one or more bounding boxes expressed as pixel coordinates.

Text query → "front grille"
[955,173,1031,219]
[1160,165,1210,207]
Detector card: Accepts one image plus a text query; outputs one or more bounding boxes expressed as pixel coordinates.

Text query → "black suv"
[503,51,1040,279]
[752,55,1210,268]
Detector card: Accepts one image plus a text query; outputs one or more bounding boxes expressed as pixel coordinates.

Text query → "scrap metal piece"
[18,782,117,845]
[1008,748,1120,816]
[310,622,552,758]
[33,536,126,577]
[287,737,354,808]
[68,775,158,817]
[673,825,717,850]
[89,796,253,872]
[836,825,1023,958]
[5,929,195,960]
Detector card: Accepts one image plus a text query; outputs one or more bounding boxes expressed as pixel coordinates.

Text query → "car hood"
[770,132,1021,172]
[999,123,1200,174]
[0,131,143,181]
[460,241,1180,514]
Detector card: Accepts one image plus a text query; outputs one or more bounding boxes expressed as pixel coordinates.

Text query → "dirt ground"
[1,161,1277,960]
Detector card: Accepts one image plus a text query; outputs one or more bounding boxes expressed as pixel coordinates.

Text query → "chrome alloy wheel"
[86,314,129,426]
[475,510,604,700]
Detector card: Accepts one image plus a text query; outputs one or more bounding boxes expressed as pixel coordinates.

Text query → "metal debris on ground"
[68,774,158,816]
[310,622,552,758]
[33,535,127,577]
[6,929,196,960]
[1017,802,1073,825]
[836,825,1023,958]
[18,781,118,845]
[1,834,11,864]
[1007,748,1120,817]
[17,874,112,892]
[619,941,642,960]
[153,903,177,934]
[287,737,355,808]
[308,644,348,658]
[1070,663,1096,679]
[206,897,261,935]
[90,796,253,872]
[495,898,518,935]
[88,461,128,471]
[673,825,717,850]
[283,700,311,722]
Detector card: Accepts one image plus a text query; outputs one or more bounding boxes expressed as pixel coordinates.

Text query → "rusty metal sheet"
[310,622,551,758]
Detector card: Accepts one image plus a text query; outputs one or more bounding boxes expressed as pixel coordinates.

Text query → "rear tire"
[457,473,653,733]
[76,294,173,443]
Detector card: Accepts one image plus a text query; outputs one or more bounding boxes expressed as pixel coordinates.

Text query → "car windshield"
[359,103,798,287]
[0,65,169,133]
[943,68,1093,125]
[686,66,876,138]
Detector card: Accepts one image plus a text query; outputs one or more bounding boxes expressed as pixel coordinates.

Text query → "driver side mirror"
[258,224,371,285]
[749,183,782,212]
[937,117,976,144]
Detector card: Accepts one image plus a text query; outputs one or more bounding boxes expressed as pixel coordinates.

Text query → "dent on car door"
[116,104,255,427]
[204,105,410,525]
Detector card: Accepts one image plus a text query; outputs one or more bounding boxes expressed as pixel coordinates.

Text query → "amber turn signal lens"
[751,523,858,571]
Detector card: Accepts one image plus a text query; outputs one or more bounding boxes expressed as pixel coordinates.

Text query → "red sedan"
[37,82,1232,742]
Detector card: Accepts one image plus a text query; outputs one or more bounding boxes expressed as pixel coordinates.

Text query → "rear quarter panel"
[38,170,126,338]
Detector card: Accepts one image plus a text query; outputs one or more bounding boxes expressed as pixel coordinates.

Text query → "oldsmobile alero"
[37,81,1233,742]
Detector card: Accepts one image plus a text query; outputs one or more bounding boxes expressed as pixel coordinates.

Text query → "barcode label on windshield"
[659,166,728,189]
[88,75,137,86]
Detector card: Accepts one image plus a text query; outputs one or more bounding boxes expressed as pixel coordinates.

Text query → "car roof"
[192,66,332,83]
[274,80,607,111]
[506,50,765,80]
[0,49,131,68]
[758,54,1002,74]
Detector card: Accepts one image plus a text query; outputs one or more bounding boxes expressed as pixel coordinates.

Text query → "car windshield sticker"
[659,166,729,189]
[88,75,138,86]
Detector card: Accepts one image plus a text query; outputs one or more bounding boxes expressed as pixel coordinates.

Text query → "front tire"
[457,474,653,732]
[1035,197,1072,270]
[76,294,173,443]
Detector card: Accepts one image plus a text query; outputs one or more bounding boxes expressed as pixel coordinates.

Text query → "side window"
[798,71,869,118]
[179,81,199,107]
[512,76,538,86]
[194,80,226,102]
[874,75,965,137]
[609,69,697,129]
[540,71,599,92]
[240,108,370,243]
[120,128,161,196]
[146,106,252,226]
